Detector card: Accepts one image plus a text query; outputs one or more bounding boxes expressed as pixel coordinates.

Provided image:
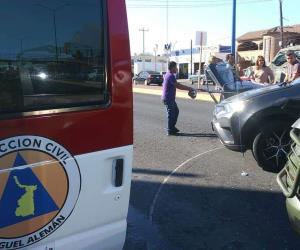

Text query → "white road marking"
[149,146,224,222]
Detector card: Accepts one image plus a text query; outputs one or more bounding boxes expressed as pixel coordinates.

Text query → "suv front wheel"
[252,121,292,172]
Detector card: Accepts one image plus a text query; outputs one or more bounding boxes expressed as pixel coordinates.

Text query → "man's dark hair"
[226,53,234,61]
[286,50,295,57]
[168,61,177,70]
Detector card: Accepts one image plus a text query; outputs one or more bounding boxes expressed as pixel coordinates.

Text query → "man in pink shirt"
[284,50,300,83]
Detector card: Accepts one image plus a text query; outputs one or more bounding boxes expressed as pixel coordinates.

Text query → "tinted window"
[272,53,286,66]
[273,50,300,67]
[0,0,106,114]
[139,72,149,78]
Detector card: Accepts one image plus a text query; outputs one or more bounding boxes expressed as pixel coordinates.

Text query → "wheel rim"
[262,128,292,169]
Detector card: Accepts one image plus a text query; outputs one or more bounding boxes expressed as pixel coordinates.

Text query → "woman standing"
[251,56,274,84]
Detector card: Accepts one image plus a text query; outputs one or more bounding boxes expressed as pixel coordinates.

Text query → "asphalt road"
[124,88,300,250]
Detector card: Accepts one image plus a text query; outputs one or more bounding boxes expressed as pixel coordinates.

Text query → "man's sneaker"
[173,127,180,133]
[167,130,178,136]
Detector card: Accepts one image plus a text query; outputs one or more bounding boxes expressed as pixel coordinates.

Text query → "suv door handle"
[112,159,124,187]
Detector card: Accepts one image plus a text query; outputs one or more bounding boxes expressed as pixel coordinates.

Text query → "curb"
[133,87,219,102]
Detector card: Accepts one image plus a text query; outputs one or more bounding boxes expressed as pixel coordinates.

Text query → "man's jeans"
[163,100,179,132]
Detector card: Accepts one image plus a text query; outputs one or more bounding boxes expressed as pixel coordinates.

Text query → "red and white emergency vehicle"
[0,0,132,249]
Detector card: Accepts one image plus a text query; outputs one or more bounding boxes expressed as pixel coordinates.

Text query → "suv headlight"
[226,100,245,113]
[215,100,246,118]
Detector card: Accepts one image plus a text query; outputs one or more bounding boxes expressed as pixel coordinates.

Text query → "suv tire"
[252,121,292,172]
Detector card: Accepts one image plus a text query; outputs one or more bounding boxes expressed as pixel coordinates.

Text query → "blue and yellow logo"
[0,136,81,249]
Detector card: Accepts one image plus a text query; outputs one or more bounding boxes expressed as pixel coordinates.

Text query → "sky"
[126,0,300,56]
[0,0,102,55]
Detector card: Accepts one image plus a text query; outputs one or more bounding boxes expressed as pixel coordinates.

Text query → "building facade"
[237,24,300,65]
[169,45,231,79]
[131,54,168,75]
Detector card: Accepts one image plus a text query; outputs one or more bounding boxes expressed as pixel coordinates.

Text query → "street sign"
[219,45,232,53]
[195,31,207,46]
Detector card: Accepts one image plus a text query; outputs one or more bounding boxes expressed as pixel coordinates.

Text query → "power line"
[127,0,229,1]
[127,0,271,2]
[127,0,231,2]
[127,0,274,8]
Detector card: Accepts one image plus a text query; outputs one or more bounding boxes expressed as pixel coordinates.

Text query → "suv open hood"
[225,84,290,102]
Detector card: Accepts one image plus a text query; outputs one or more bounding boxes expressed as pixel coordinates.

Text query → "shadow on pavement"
[124,180,299,250]
[174,132,217,138]
[132,168,204,178]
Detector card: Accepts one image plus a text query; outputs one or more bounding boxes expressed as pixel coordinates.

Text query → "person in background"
[284,50,300,84]
[251,55,274,84]
[208,55,238,85]
[208,55,223,65]
[226,53,235,67]
[209,55,264,90]
[210,56,235,84]
[162,61,196,136]
[225,53,239,80]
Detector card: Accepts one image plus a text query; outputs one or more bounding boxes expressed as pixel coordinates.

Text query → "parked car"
[189,70,213,85]
[132,71,163,86]
[277,117,300,235]
[88,67,103,81]
[212,78,300,172]
[160,71,167,77]
[239,66,253,81]
[269,45,300,83]
[189,73,200,84]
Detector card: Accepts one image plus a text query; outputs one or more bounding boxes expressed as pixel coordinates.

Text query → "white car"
[269,45,300,82]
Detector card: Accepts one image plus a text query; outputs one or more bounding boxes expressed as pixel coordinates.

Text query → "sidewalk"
[132,81,219,103]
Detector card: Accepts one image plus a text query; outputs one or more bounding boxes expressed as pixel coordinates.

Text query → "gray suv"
[212,78,300,172]
[269,45,300,82]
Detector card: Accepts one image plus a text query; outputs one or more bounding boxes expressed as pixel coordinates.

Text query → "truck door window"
[0,0,106,115]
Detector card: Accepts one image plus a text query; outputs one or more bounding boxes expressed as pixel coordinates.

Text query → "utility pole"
[166,0,169,45]
[153,44,158,72]
[279,0,284,48]
[19,37,25,62]
[164,43,171,63]
[164,0,171,62]
[139,27,149,71]
[36,3,69,63]
[190,40,193,75]
[139,27,149,55]
[231,0,236,56]
[198,33,203,89]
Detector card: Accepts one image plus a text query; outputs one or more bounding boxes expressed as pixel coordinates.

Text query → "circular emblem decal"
[0,136,81,249]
